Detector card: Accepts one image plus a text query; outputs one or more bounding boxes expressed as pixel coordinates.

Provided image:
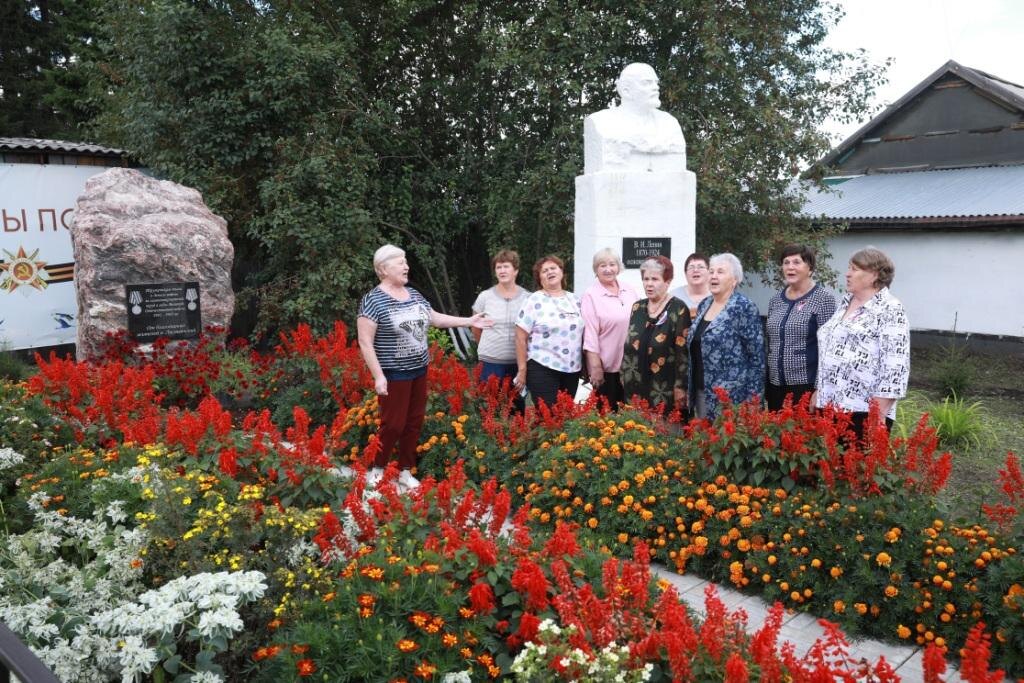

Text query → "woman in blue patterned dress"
[687,253,765,419]
[765,245,837,410]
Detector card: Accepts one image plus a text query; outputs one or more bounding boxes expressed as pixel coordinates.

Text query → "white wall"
[739,231,1024,339]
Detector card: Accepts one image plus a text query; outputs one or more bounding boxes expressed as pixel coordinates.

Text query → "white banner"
[0,164,110,350]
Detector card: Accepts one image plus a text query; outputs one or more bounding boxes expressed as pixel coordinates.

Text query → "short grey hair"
[592,248,624,273]
[709,252,744,285]
[373,244,405,277]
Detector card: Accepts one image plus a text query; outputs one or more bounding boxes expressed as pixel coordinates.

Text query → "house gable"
[821,61,1024,175]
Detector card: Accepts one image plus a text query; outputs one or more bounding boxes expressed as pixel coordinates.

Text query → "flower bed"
[1,324,1021,681]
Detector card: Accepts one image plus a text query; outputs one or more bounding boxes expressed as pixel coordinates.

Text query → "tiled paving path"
[651,565,978,683]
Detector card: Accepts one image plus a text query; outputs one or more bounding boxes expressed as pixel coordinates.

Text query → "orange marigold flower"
[875,552,892,567]
[397,639,419,653]
[291,644,310,655]
[897,624,912,639]
[885,585,899,598]
[413,661,437,678]
[296,659,316,677]
[360,565,385,580]
[854,603,868,615]
[441,633,458,648]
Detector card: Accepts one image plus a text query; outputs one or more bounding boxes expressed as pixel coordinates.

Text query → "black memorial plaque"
[622,237,671,269]
[126,282,202,342]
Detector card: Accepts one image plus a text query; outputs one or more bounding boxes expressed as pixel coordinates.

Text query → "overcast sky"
[822,0,1024,144]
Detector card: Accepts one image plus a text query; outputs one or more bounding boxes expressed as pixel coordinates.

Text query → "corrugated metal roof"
[0,136,127,156]
[800,165,1024,220]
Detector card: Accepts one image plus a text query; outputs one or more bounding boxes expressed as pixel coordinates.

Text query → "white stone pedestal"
[573,169,696,294]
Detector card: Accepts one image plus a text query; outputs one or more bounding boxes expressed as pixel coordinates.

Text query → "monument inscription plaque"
[622,237,671,269]
[126,282,202,342]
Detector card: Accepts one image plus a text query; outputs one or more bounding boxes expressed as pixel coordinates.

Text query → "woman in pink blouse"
[580,248,638,410]
[814,246,910,442]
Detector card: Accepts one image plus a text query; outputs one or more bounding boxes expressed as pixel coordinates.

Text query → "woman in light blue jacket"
[686,253,765,419]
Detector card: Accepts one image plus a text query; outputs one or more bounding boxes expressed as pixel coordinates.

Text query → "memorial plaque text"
[126,282,202,342]
[622,237,672,269]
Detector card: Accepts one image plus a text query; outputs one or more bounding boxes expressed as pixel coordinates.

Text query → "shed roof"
[800,164,1024,225]
[0,136,127,157]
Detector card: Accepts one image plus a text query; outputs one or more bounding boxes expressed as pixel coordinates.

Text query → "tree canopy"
[16,0,886,335]
[0,0,103,139]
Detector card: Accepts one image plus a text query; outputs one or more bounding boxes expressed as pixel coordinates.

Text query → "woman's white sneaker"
[398,470,420,490]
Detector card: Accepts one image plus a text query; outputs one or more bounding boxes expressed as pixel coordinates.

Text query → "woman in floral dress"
[620,255,691,415]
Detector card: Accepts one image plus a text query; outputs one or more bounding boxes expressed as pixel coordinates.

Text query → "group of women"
[357,242,910,484]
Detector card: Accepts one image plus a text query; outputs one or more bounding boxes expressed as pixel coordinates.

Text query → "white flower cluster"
[0,445,25,471]
[441,671,474,683]
[1,488,266,682]
[510,620,653,683]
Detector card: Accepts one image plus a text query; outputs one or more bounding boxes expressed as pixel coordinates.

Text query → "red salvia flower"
[468,582,495,614]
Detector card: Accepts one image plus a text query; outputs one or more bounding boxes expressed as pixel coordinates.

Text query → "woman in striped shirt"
[357,244,492,489]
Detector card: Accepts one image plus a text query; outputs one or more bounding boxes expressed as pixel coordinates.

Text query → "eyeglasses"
[686,264,708,272]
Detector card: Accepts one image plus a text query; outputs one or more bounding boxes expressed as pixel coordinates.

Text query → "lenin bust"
[584,63,687,174]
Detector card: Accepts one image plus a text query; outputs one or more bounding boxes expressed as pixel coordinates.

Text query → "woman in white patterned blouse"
[813,246,910,441]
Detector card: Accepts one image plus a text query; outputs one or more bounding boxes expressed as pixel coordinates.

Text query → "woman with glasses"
[513,255,584,409]
[670,252,711,319]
